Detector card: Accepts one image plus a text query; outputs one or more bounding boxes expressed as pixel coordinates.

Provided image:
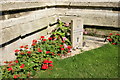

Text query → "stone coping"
[0,1,119,11]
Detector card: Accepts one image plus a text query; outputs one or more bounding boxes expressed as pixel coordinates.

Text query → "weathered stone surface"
[58,9,119,27]
[71,18,83,49]
[70,2,119,7]
[2,24,21,44]
[1,8,56,29]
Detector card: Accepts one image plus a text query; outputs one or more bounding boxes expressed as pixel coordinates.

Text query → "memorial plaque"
[71,18,83,49]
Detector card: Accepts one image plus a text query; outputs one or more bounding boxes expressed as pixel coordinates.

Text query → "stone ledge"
[0,1,119,11]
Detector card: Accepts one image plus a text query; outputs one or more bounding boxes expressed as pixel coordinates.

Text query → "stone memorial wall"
[0,0,119,64]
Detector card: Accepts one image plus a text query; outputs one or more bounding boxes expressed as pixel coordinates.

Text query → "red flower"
[8,64,11,67]
[107,39,112,42]
[48,61,53,63]
[20,52,24,55]
[20,64,25,68]
[41,36,45,38]
[59,45,63,47]
[43,39,46,41]
[32,39,37,43]
[43,60,49,63]
[41,64,48,69]
[37,48,42,52]
[67,46,72,49]
[13,75,18,78]
[9,61,13,63]
[25,47,28,49]
[52,53,54,55]
[14,49,20,53]
[20,46,24,48]
[8,64,15,67]
[116,34,119,35]
[27,51,31,54]
[112,43,116,45]
[48,37,52,40]
[46,51,50,54]
[25,45,28,47]
[4,61,8,63]
[14,60,19,63]
[8,67,12,71]
[48,64,53,67]
[32,43,36,46]
[61,48,64,50]
[109,33,113,35]
[57,54,61,56]
[24,45,28,49]
[62,41,65,43]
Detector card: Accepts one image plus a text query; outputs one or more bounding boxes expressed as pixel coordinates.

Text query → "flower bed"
[107,33,120,45]
[1,21,72,79]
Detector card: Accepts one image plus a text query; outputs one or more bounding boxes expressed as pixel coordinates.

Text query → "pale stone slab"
[71,18,83,49]
[58,8,119,28]
[1,8,56,29]
[2,24,21,44]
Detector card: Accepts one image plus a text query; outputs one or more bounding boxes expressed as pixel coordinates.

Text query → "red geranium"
[20,64,25,68]
[41,64,48,69]
[57,54,61,56]
[43,60,49,63]
[62,41,65,43]
[116,34,119,35]
[107,39,112,42]
[112,43,116,45]
[48,61,53,63]
[25,47,28,49]
[14,49,20,53]
[32,43,36,46]
[52,53,54,55]
[67,46,72,49]
[37,48,42,52]
[32,39,37,43]
[9,61,13,63]
[4,61,8,63]
[61,48,64,50]
[13,75,18,78]
[109,33,113,35]
[8,67,12,71]
[48,37,52,40]
[14,60,19,63]
[20,46,24,48]
[59,45,63,47]
[48,64,53,67]
[27,51,31,54]
[20,52,24,55]
[43,39,47,41]
[41,36,45,38]
[46,51,51,54]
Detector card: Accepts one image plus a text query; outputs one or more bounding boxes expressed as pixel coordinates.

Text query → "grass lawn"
[34,44,118,78]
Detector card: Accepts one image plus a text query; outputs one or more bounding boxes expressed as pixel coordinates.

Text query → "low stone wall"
[0,0,119,64]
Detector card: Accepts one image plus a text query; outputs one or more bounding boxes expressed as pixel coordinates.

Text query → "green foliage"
[1,21,72,79]
[107,33,120,45]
